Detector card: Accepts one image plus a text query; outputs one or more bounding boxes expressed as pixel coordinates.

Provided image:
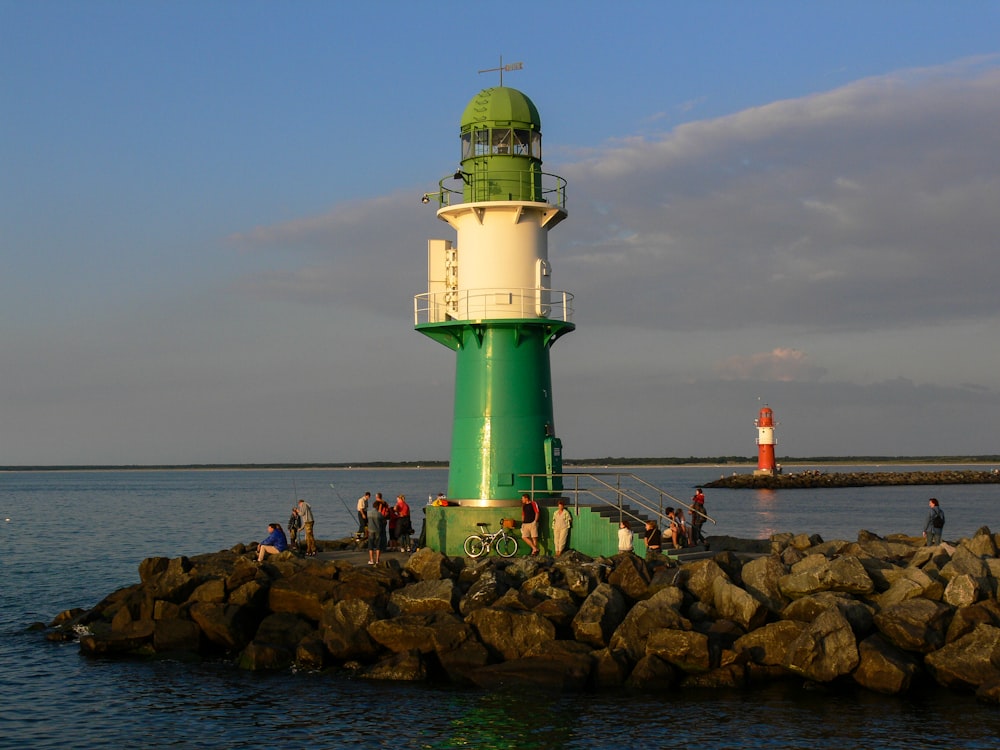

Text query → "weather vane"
[478,56,523,86]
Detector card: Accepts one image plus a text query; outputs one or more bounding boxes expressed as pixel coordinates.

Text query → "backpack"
[932,510,945,529]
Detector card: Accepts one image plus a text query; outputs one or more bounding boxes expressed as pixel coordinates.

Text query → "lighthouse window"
[513,129,531,155]
[461,132,472,160]
[473,129,490,156]
[531,131,542,159]
[491,128,512,154]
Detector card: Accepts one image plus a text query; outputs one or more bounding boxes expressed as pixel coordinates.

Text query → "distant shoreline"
[3,457,998,473]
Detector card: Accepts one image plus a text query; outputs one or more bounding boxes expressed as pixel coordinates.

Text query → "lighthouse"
[754,405,778,476]
[414,85,573,508]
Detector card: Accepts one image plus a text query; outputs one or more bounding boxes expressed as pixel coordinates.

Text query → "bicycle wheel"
[495,533,518,558]
[464,534,486,558]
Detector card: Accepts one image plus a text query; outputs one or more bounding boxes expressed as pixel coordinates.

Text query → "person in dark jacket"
[257,523,288,562]
[923,498,945,545]
[287,507,301,551]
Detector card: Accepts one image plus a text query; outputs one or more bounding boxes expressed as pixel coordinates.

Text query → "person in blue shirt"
[257,522,288,562]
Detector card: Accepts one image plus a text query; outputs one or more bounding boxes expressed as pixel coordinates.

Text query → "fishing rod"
[329,483,359,522]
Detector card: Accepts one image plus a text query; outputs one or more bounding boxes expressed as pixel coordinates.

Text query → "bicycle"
[463,520,519,558]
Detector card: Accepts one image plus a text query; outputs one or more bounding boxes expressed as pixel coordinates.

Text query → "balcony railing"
[414,288,574,326]
[427,170,567,210]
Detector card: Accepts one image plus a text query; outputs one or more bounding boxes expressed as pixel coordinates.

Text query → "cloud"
[554,61,1000,334]
[716,348,827,382]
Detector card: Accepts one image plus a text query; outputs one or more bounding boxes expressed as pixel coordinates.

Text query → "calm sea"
[1,466,999,749]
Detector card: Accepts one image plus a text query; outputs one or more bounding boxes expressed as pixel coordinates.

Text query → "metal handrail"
[521,472,717,527]
[427,170,568,209]
[414,288,574,326]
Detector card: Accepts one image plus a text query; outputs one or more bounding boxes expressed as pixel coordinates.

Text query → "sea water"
[1,466,999,749]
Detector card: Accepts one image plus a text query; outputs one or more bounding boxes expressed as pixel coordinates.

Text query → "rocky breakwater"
[706,469,1000,490]
[43,529,1000,702]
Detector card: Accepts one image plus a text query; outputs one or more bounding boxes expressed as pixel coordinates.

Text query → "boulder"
[189,602,258,652]
[607,555,651,601]
[646,629,711,673]
[874,599,953,654]
[465,608,556,661]
[388,579,457,616]
[740,555,789,614]
[943,573,982,609]
[626,653,678,689]
[153,618,202,654]
[852,634,921,695]
[924,624,1000,690]
[368,612,471,654]
[735,620,805,667]
[945,600,1000,644]
[783,609,859,682]
[571,583,627,649]
[362,649,427,681]
[458,568,508,615]
[608,588,691,663]
[319,598,381,661]
[713,577,767,631]
[268,573,343,622]
[684,559,730,604]
[781,592,874,636]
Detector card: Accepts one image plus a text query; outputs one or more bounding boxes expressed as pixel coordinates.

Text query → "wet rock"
[925,624,1000,690]
[874,599,953,654]
[783,609,859,682]
[852,634,921,695]
[571,582,627,649]
[465,608,556,661]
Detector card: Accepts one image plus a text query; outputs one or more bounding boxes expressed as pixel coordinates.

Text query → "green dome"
[460,87,541,131]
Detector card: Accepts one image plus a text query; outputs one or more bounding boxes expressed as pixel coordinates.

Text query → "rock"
[253,612,314,652]
[941,545,990,580]
[388,579,457,616]
[296,634,327,670]
[783,609,859,682]
[362,650,427,681]
[943,573,982,608]
[469,650,593,691]
[961,528,997,559]
[458,568,508,615]
[237,641,293,671]
[608,588,691,663]
[684,559,730,604]
[781,592,874,637]
[852,634,921,695]
[713,577,767,631]
[607,555,651,600]
[189,602,258,652]
[646,629,711,673]
[626,653,678,689]
[779,554,874,598]
[153,618,202,654]
[735,620,806,667]
[874,599,953,654]
[945,600,1000,644]
[465,608,556,661]
[571,583,627,649]
[591,647,631,689]
[319,598,381,661]
[740,555,789,614]
[268,573,343,622]
[925,624,1000,690]
[368,612,471,655]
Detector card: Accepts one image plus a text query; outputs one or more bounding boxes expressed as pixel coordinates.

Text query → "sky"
[2,1,999,465]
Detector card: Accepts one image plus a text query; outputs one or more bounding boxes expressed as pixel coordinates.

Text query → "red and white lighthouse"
[754,405,778,476]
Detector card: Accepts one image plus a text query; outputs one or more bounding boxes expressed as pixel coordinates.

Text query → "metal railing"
[414,288,574,326]
[426,170,567,210]
[521,472,717,528]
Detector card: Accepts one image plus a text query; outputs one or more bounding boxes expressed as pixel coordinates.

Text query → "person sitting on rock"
[257,522,288,562]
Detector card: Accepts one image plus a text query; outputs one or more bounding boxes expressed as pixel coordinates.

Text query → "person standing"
[520,493,541,555]
[923,498,945,546]
[644,520,662,560]
[690,488,707,545]
[618,520,634,554]
[551,499,572,556]
[356,492,370,537]
[287,507,301,551]
[256,523,287,562]
[297,498,317,557]
[394,494,412,553]
[367,499,382,565]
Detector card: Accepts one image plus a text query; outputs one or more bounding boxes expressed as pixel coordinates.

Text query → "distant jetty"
[706,469,1000,490]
